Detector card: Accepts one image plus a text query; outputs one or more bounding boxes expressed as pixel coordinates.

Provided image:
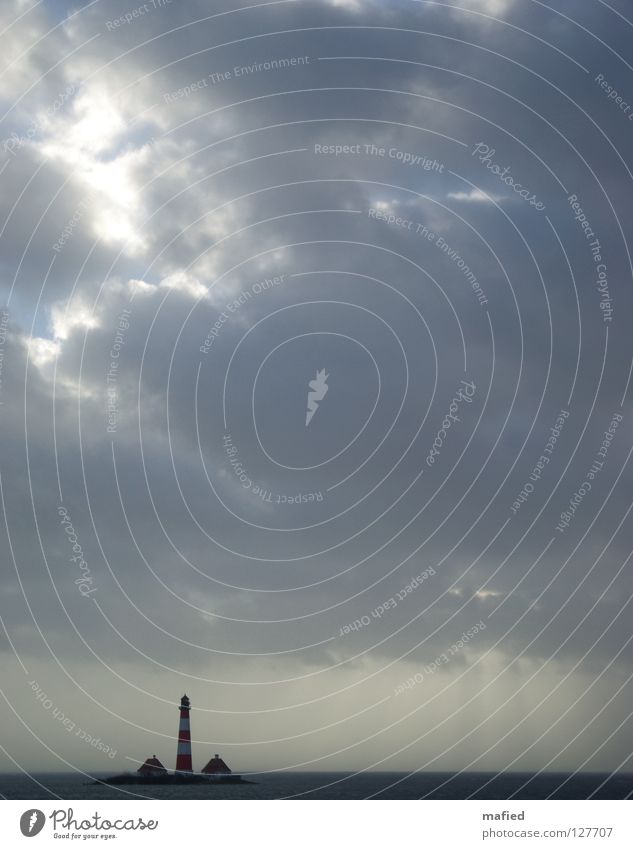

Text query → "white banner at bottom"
[0,800,630,848]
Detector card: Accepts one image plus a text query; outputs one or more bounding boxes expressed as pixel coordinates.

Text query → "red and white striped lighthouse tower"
[175,694,193,774]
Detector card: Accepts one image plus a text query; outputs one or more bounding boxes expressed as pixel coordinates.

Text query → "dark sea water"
[0,772,631,800]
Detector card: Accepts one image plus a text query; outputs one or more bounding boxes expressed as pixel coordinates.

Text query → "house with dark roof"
[201,754,233,780]
[137,755,167,777]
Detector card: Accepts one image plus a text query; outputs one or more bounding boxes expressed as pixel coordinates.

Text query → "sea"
[0,772,630,800]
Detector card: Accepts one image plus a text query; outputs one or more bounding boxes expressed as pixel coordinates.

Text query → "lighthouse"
[175,694,193,774]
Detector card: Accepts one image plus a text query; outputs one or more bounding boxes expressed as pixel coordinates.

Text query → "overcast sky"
[1,0,633,780]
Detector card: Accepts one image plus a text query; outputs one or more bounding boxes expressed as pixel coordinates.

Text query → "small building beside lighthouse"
[201,754,233,781]
[137,755,166,777]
